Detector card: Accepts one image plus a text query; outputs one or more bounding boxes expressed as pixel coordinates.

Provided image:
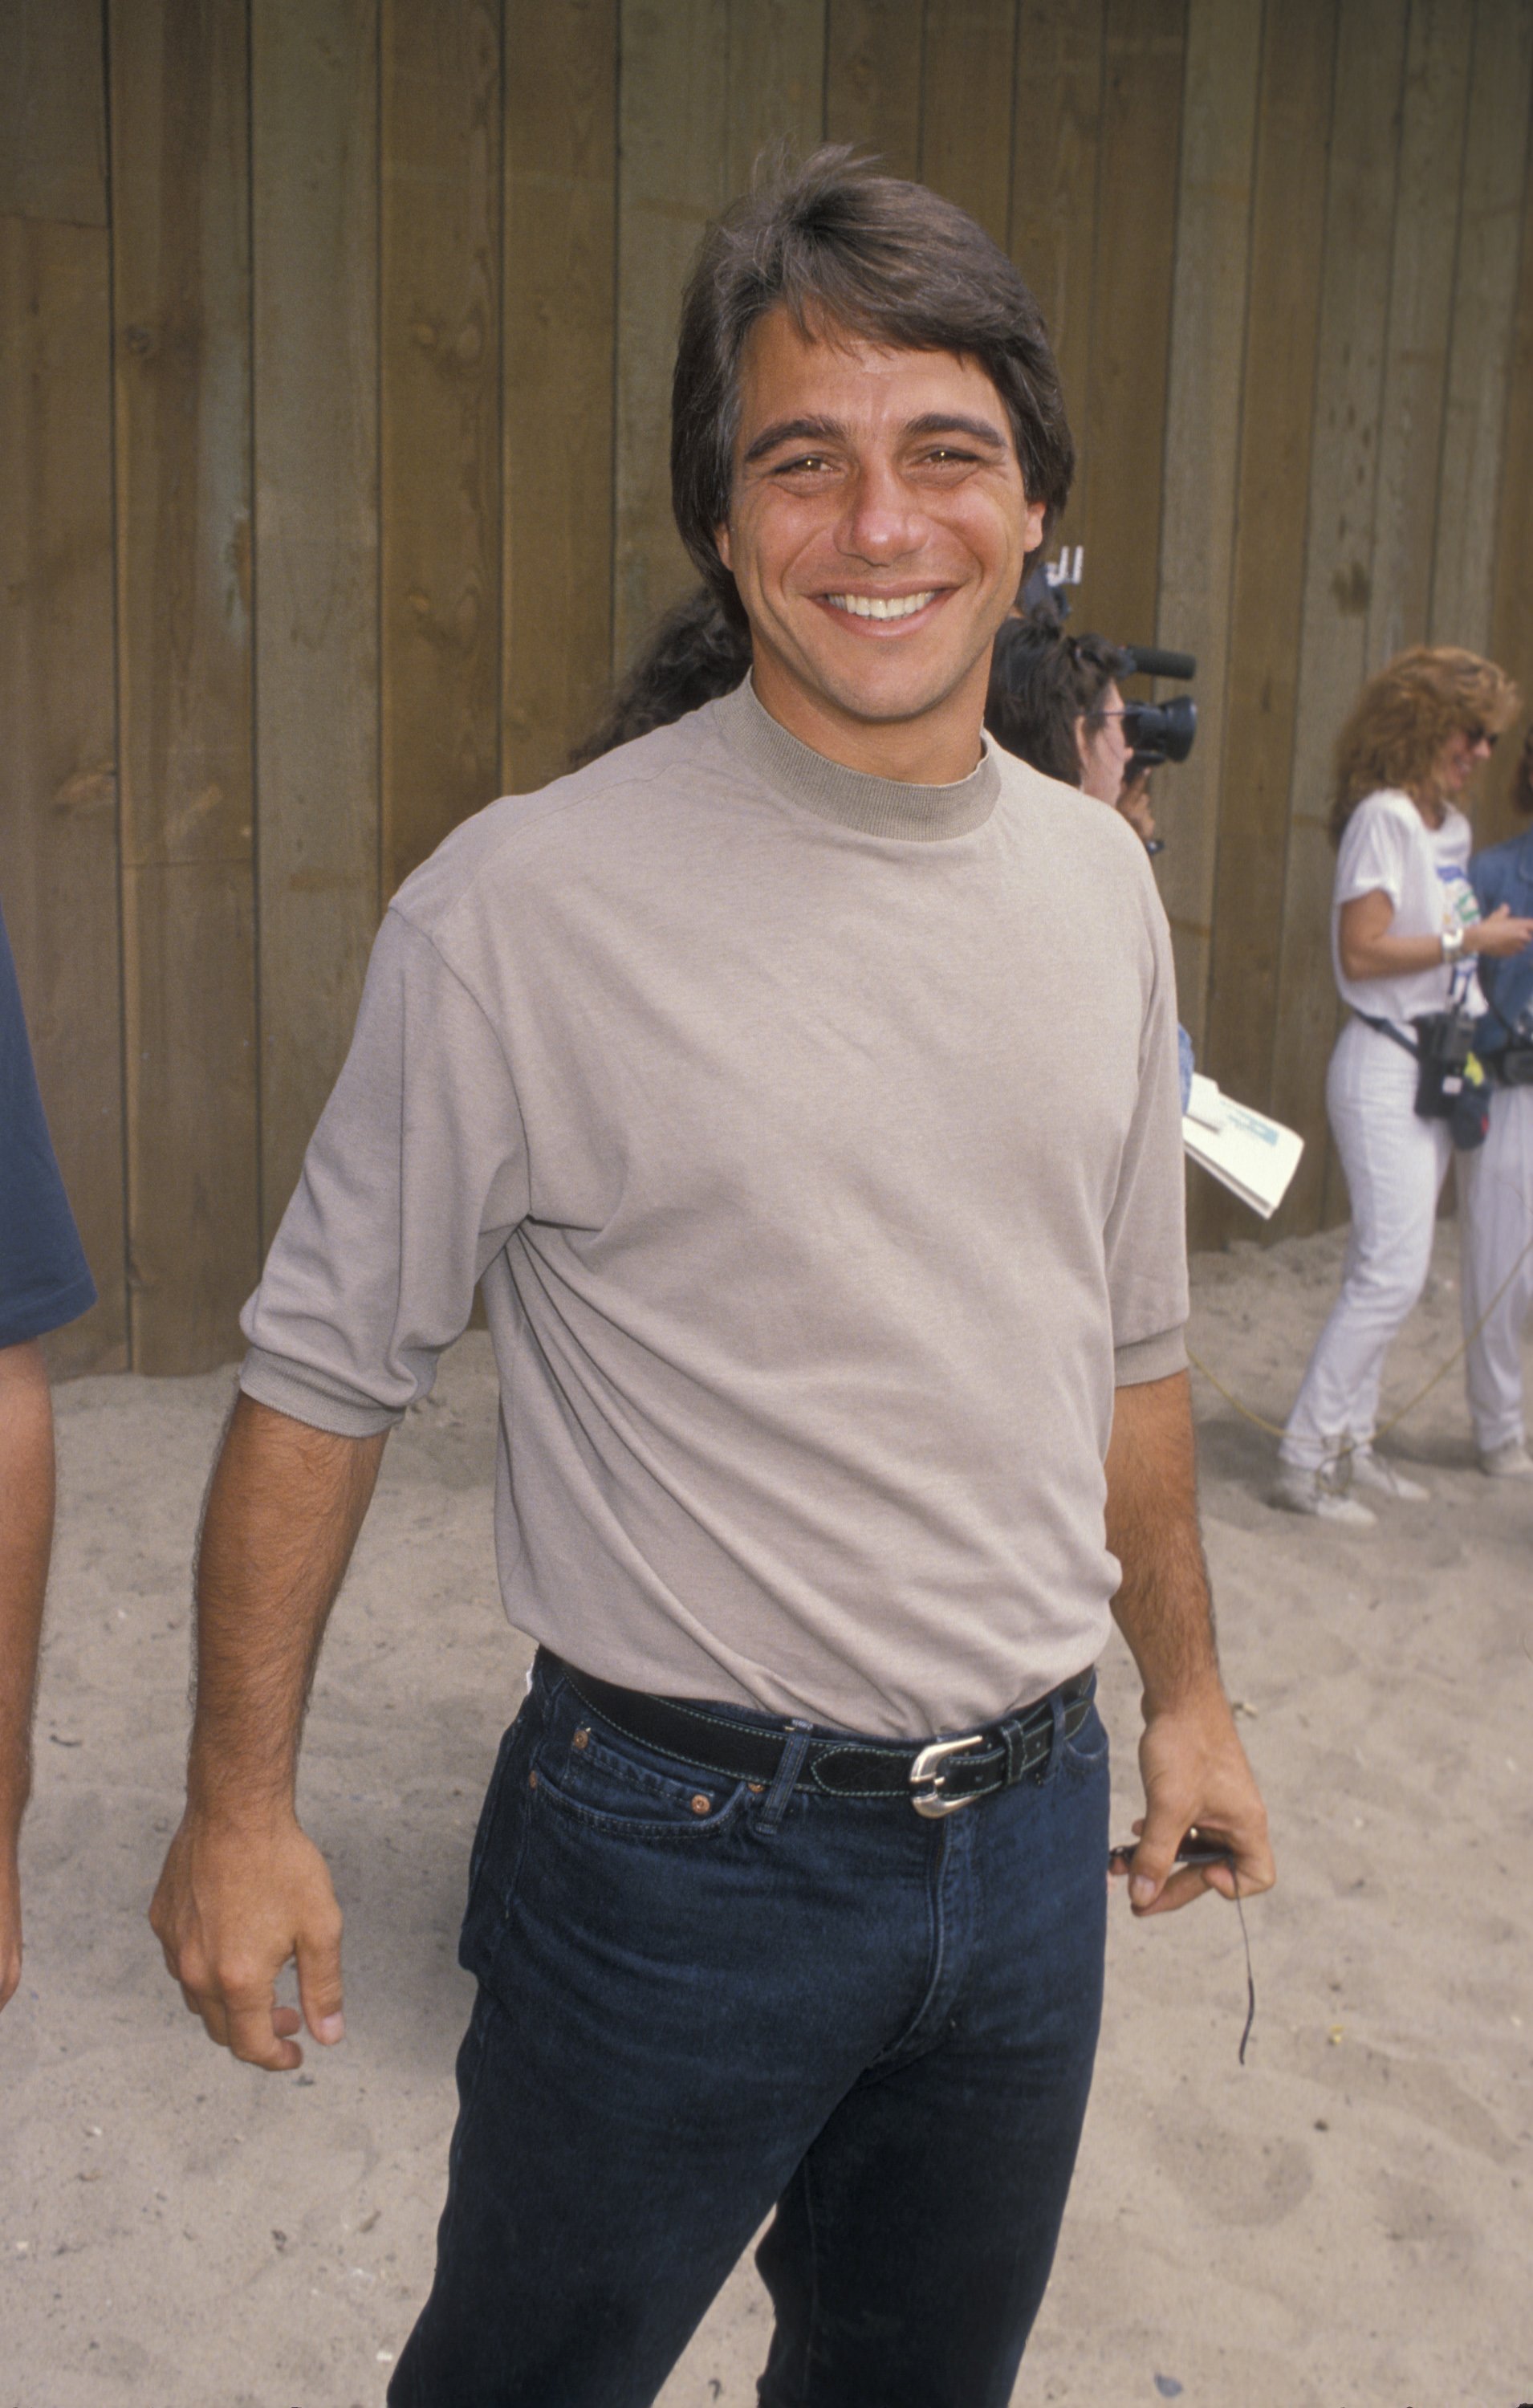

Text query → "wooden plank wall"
[3,0,1531,1369]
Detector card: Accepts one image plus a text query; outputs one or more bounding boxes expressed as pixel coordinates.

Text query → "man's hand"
[1115,1674,1273,1915]
[150,1808,345,2070]
[149,1395,384,2071]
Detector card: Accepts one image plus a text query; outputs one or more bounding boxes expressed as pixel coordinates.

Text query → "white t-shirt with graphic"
[1332,786,1483,1025]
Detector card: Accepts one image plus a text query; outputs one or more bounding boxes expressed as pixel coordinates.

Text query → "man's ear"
[1022,494,1046,556]
[714,523,733,572]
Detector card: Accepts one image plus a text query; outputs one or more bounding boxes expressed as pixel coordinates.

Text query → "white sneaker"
[1271,1466,1377,1527]
[1348,1450,1429,1502]
[1479,1438,1533,1479]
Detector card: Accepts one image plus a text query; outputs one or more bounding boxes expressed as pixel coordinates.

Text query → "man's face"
[715,309,1043,769]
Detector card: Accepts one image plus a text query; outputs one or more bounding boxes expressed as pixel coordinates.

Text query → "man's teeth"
[825,591,937,620]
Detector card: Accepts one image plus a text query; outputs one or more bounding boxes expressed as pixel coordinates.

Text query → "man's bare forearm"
[1103,1369,1219,1707]
[0,1342,55,1841]
[188,1394,386,1823]
[1103,1368,1273,1913]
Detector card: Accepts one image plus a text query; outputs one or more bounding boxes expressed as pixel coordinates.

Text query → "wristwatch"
[1442,924,1466,962]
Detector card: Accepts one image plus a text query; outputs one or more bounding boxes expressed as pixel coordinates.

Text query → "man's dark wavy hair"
[671,145,1075,628]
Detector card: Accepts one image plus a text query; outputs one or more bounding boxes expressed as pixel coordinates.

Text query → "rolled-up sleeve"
[240,909,530,1435]
[1105,875,1189,1387]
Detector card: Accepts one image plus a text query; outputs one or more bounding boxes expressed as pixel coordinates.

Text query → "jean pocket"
[1056,1700,1110,1781]
[531,1719,748,1842]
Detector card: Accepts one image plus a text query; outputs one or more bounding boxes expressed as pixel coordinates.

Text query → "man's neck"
[747,652,987,787]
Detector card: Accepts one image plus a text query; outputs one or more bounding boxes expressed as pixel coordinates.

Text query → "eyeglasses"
[1464,724,1500,750]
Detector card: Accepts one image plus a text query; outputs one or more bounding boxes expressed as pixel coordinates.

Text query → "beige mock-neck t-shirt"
[241,681,1189,1738]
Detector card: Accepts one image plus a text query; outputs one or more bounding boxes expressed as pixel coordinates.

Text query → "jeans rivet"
[747,1783,765,1795]
[571,1728,589,1751]
[689,1794,711,1816]
[528,1771,538,1790]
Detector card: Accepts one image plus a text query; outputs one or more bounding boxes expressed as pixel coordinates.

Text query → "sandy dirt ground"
[2,1218,1531,2407]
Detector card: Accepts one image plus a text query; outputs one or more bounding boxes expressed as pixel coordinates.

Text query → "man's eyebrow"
[741,409,1013,467]
[742,415,848,466]
[903,411,1011,452]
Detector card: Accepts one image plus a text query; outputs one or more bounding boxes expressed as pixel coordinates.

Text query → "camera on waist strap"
[1491,1043,1533,1087]
[1480,1002,1533,1086]
[1410,1008,1492,1148]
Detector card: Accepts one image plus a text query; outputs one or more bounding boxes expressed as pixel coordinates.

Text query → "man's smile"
[816,588,945,624]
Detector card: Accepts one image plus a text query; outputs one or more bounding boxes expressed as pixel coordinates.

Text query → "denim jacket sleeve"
[1470,835,1533,1033]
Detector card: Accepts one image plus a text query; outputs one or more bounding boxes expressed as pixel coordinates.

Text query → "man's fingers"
[1132,1861,1215,1917]
[1126,1809,1181,1910]
[225,1995,303,2072]
[296,1910,346,2048]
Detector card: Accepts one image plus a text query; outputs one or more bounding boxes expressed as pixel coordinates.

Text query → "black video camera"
[1120,645,1198,781]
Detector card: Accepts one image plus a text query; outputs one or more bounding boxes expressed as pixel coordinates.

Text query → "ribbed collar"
[715,677,999,842]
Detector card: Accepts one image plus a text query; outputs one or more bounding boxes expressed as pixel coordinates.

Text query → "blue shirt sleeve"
[1469,838,1533,1036]
[0,901,96,1347]
[1176,1023,1194,1116]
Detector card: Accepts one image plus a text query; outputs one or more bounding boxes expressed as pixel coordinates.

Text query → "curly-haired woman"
[1461,719,1533,1475]
[1275,647,1531,1523]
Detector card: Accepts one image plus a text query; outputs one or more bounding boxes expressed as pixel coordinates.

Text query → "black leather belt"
[539,1651,1095,1819]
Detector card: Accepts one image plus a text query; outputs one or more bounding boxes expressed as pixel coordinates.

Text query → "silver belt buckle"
[909,1732,983,1819]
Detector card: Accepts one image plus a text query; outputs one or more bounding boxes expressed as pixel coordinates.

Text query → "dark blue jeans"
[388,1655,1108,2408]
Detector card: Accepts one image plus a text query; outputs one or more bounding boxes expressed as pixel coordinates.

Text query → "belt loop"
[1042,1686,1066,1784]
[758,1720,814,1832]
[1000,1717,1027,1788]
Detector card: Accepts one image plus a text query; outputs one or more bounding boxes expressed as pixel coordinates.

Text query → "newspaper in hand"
[1182,1074,1303,1220]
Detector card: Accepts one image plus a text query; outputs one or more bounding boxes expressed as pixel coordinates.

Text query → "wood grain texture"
[380,0,502,897]
[109,0,259,1372]
[1008,0,1104,547]
[1200,0,1337,1247]
[1364,0,1472,672]
[1269,0,1409,1235]
[1483,69,1533,849]
[502,0,618,791]
[726,0,827,191]
[252,0,380,1245]
[0,0,108,226]
[0,217,125,1374]
[918,0,1018,242]
[824,0,924,175]
[1076,0,1185,649]
[612,0,730,673]
[1429,0,1533,657]
[1153,0,1261,1065]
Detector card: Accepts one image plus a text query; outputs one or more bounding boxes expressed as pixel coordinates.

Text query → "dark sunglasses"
[1464,724,1500,750]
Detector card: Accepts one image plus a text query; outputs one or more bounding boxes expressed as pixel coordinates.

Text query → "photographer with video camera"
[1460,719,1533,1477]
[1275,648,1530,1524]
[985,613,1195,844]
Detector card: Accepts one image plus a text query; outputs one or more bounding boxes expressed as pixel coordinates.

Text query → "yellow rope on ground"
[1185,1224,1533,1456]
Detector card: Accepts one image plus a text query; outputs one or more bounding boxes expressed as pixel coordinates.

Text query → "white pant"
[1459,1079,1533,1450]
[1281,1017,1458,1470]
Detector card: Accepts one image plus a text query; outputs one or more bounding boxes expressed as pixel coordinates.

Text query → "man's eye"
[774,454,829,475]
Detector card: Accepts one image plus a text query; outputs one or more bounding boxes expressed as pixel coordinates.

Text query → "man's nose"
[835,461,923,563]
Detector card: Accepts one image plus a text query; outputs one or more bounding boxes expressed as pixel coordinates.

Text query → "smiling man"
[151,150,1271,2407]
